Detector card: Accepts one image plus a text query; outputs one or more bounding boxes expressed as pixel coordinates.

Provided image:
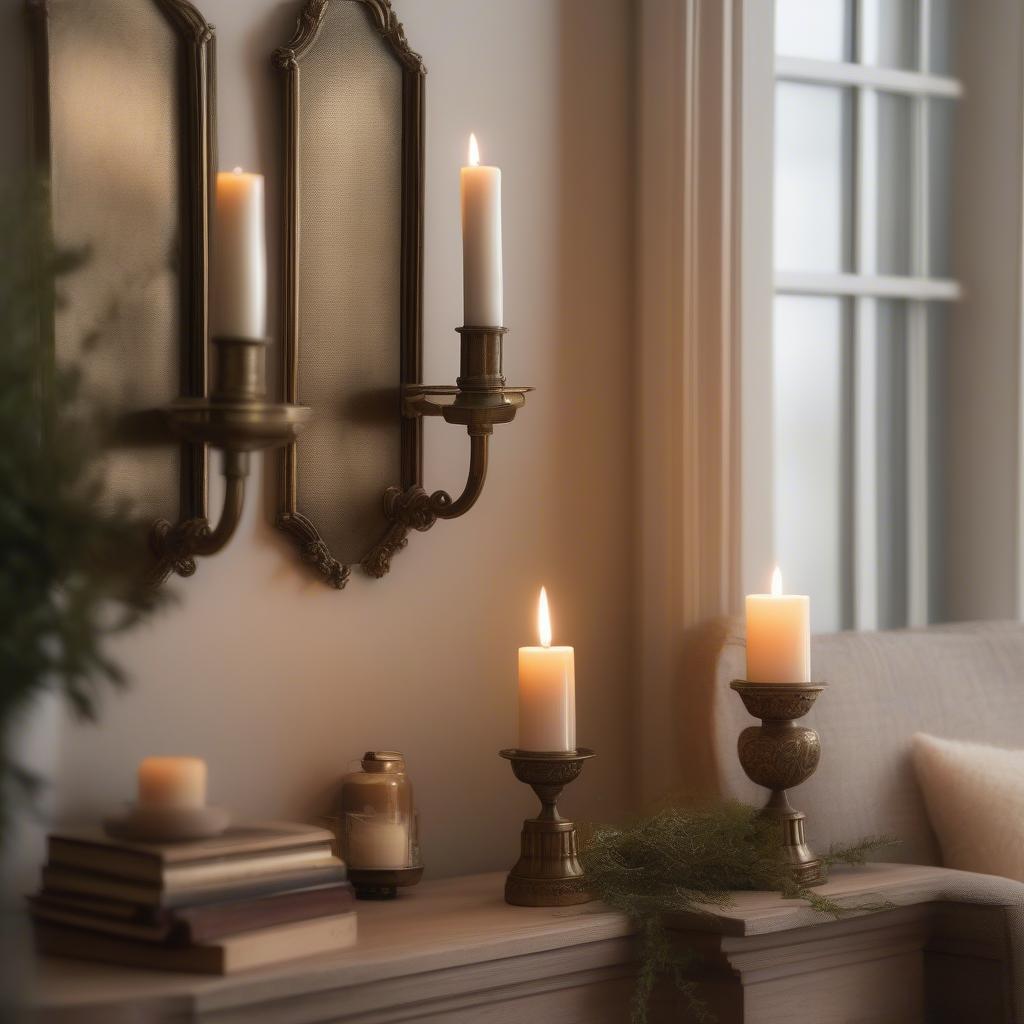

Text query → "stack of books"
[30,821,356,974]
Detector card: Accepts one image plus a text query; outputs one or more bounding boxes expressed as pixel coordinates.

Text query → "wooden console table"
[21,865,1016,1023]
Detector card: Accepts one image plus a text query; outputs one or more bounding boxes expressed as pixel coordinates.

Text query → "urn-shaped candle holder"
[499,748,595,907]
[730,681,827,887]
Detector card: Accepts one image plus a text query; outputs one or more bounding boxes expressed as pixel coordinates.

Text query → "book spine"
[162,845,334,890]
[42,862,348,909]
[174,883,355,944]
[47,837,334,884]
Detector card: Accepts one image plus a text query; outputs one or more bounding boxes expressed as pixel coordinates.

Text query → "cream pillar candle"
[211,168,267,339]
[346,817,410,869]
[138,757,207,809]
[518,587,576,751]
[745,567,811,683]
[460,133,503,326]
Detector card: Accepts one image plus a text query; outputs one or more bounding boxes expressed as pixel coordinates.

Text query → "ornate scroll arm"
[277,511,351,589]
[147,451,248,586]
[428,430,490,522]
[361,432,490,579]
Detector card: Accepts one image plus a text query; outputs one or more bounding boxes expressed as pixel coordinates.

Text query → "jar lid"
[361,751,405,772]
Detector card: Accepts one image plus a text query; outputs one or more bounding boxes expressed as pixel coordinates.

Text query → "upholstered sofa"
[681,619,1024,1022]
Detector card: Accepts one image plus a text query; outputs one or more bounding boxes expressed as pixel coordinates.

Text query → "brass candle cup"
[730,681,827,887]
[499,748,595,907]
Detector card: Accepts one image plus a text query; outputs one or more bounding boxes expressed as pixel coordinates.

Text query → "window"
[771,0,960,631]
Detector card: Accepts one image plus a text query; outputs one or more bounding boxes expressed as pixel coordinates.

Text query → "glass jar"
[337,751,422,898]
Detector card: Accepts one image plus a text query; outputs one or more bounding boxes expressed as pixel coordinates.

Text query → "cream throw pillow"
[911,733,1024,881]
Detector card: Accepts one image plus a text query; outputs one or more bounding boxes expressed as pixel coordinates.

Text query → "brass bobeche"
[499,748,595,907]
[149,335,311,584]
[730,681,827,886]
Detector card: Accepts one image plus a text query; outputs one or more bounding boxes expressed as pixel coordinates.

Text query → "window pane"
[926,304,948,620]
[773,295,848,633]
[859,0,917,69]
[774,83,853,272]
[874,299,908,629]
[875,93,913,275]
[775,0,852,62]
[928,99,955,278]
[928,0,955,75]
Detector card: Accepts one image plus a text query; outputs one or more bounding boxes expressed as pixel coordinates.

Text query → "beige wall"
[9,0,636,888]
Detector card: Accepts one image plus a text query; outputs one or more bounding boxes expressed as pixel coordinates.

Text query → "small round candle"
[346,817,410,869]
[137,756,207,810]
[518,587,576,751]
[745,567,810,683]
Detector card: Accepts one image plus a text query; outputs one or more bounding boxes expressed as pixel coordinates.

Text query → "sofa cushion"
[912,733,1024,880]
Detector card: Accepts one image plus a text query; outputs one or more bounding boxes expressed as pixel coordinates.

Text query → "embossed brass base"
[499,748,595,907]
[730,681,828,887]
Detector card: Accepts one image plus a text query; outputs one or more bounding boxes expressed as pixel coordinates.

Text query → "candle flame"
[232,166,244,175]
[468,132,480,167]
[537,586,552,648]
[771,566,783,597]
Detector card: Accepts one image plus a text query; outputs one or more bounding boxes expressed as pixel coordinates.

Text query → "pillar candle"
[745,567,811,683]
[346,816,410,869]
[518,588,576,751]
[211,168,267,339]
[460,133,503,327]
[138,757,207,809]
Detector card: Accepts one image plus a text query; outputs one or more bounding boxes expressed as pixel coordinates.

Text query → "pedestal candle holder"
[499,748,595,907]
[730,681,827,887]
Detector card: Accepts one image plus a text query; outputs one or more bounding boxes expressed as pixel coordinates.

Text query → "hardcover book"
[47,822,335,883]
[35,911,358,974]
[41,860,348,909]
[30,882,355,944]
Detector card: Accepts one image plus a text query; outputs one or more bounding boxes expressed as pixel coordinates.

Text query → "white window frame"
[634,0,1024,798]
[772,0,962,630]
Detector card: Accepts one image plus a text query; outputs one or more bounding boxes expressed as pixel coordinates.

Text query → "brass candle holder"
[730,681,827,886]
[499,748,595,907]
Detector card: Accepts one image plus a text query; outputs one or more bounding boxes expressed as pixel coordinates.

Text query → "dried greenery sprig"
[580,802,895,1023]
[0,178,170,844]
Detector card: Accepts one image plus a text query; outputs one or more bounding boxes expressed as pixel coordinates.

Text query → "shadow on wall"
[554,0,636,816]
[675,617,742,806]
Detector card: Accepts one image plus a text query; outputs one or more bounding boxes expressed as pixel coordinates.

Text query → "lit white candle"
[346,816,410,869]
[211,168,267,339]
[745,567,811,683]
[518,588,576,751]
[137,757,207,810]
[460,133,503,326]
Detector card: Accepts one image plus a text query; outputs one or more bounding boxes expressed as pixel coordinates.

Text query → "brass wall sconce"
[37,0,529,592]
[364,326,531,576]
[730,681,828,886]
[273,0,533,589]
[149,336,311,584]
[30,0,220,587]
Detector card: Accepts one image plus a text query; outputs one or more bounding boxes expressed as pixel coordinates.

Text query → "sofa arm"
[915,870,1024,1023]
